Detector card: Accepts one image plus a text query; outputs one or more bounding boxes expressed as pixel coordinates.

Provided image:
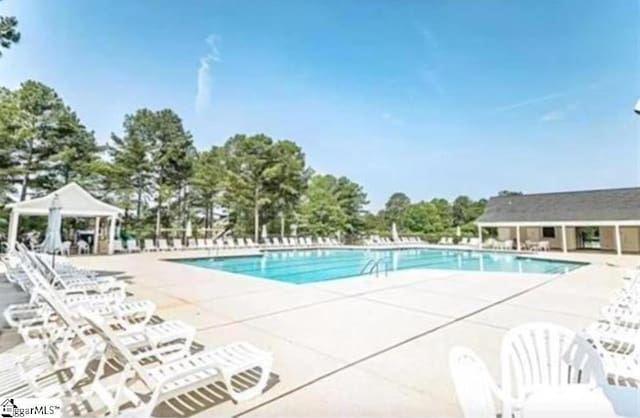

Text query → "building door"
[576,227,600,249]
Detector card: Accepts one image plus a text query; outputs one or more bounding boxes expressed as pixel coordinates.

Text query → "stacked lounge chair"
[0,243,273,416]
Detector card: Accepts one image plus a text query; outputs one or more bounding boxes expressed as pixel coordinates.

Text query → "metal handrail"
[360,257,389,277]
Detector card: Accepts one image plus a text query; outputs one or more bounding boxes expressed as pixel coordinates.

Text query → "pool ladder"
[360,257,389,277]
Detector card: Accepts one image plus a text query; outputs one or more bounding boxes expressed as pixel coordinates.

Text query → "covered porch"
[476,221,640,255]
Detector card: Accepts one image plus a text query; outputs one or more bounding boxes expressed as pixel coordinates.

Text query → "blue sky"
[1,0,638,209]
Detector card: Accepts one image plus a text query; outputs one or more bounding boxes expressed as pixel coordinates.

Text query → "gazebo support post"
[7,211,19,251]
[516,225,521,251]
[93,217,100,254]
[108,216,116,255]
[561,224,568,253]
[477,224,483,249]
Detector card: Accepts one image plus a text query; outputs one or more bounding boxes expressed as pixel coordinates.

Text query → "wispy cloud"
[420,68,445,96]
[493,92,565,113]
[540,103,578,122]
[195,34,221,115]
[418,25,439,49]
[381,112,405,127]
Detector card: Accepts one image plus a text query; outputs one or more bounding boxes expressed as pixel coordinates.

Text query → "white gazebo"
[6,182,123,255]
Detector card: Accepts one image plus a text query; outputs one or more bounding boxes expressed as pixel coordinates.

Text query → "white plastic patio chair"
[143,239,157,252]
[79,307,273,417]
[501,322,606,418]
[450,346,518,417]
[77,240,90,254]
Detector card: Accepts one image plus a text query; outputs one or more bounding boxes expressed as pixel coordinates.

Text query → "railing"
[360,257,389,277]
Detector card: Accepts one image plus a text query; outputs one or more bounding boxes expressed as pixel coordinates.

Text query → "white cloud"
[420,69,444,96]
[195,34,221,115]
[540,103,578,122]
[381,112,405,127]
[493,92,565,113]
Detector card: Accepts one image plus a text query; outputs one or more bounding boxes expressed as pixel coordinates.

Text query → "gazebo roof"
[7,182,123,217]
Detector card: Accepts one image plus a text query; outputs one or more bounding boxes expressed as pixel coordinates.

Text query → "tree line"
[0,80,513,244]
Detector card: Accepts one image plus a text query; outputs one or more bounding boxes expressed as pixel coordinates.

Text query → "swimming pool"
[175,248,585,284]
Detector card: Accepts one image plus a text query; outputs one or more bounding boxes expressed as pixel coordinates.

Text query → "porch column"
[615,224,622,256]
[516,225,521,251]
[93,217,100,254]
[477,224,483,248]
[561,224,567,253]
[108,216,116,255]
[7,211,19,251]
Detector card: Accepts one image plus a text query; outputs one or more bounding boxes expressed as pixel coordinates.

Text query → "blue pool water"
[175,248,585,284]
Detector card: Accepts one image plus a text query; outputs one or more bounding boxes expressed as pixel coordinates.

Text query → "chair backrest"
[144,239,155,249]
[237,238,246,246]
[127,239,138,250]
[113,240,123,251]
[501,322,605,403]
[173,239,183,249]
[188,238,197,247]
[77,307,151,384]
[205,239,213,247]
[247,238,255,246]
[449,346,498,418]
[158,239,168,249]
[272,237,280,245]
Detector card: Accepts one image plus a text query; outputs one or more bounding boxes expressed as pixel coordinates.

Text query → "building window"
[542,227,556,239]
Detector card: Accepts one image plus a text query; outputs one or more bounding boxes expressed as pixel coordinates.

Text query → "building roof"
[476,187,640,223]
[7,182,123,217]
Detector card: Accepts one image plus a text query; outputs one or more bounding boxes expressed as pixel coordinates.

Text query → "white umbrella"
[41,194,63,267]
[391,222,399,242]
[261,224,268,241]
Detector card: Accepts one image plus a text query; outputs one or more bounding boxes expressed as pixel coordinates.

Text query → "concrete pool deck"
[1,248,638,416]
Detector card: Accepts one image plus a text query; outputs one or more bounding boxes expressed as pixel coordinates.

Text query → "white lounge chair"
[187,238,198,249]
[225,238,236,249]
[305,237,313,246]
[204,238,214,249]
[113,240,126,253]
[127,239,141,252]
[143,239,158,252]
[172,239,184,251]
[246,238,257,248]
[157,239,171,251]
[79,308,273,417]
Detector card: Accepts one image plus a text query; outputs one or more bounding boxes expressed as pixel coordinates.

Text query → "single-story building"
[475,187,640,255]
